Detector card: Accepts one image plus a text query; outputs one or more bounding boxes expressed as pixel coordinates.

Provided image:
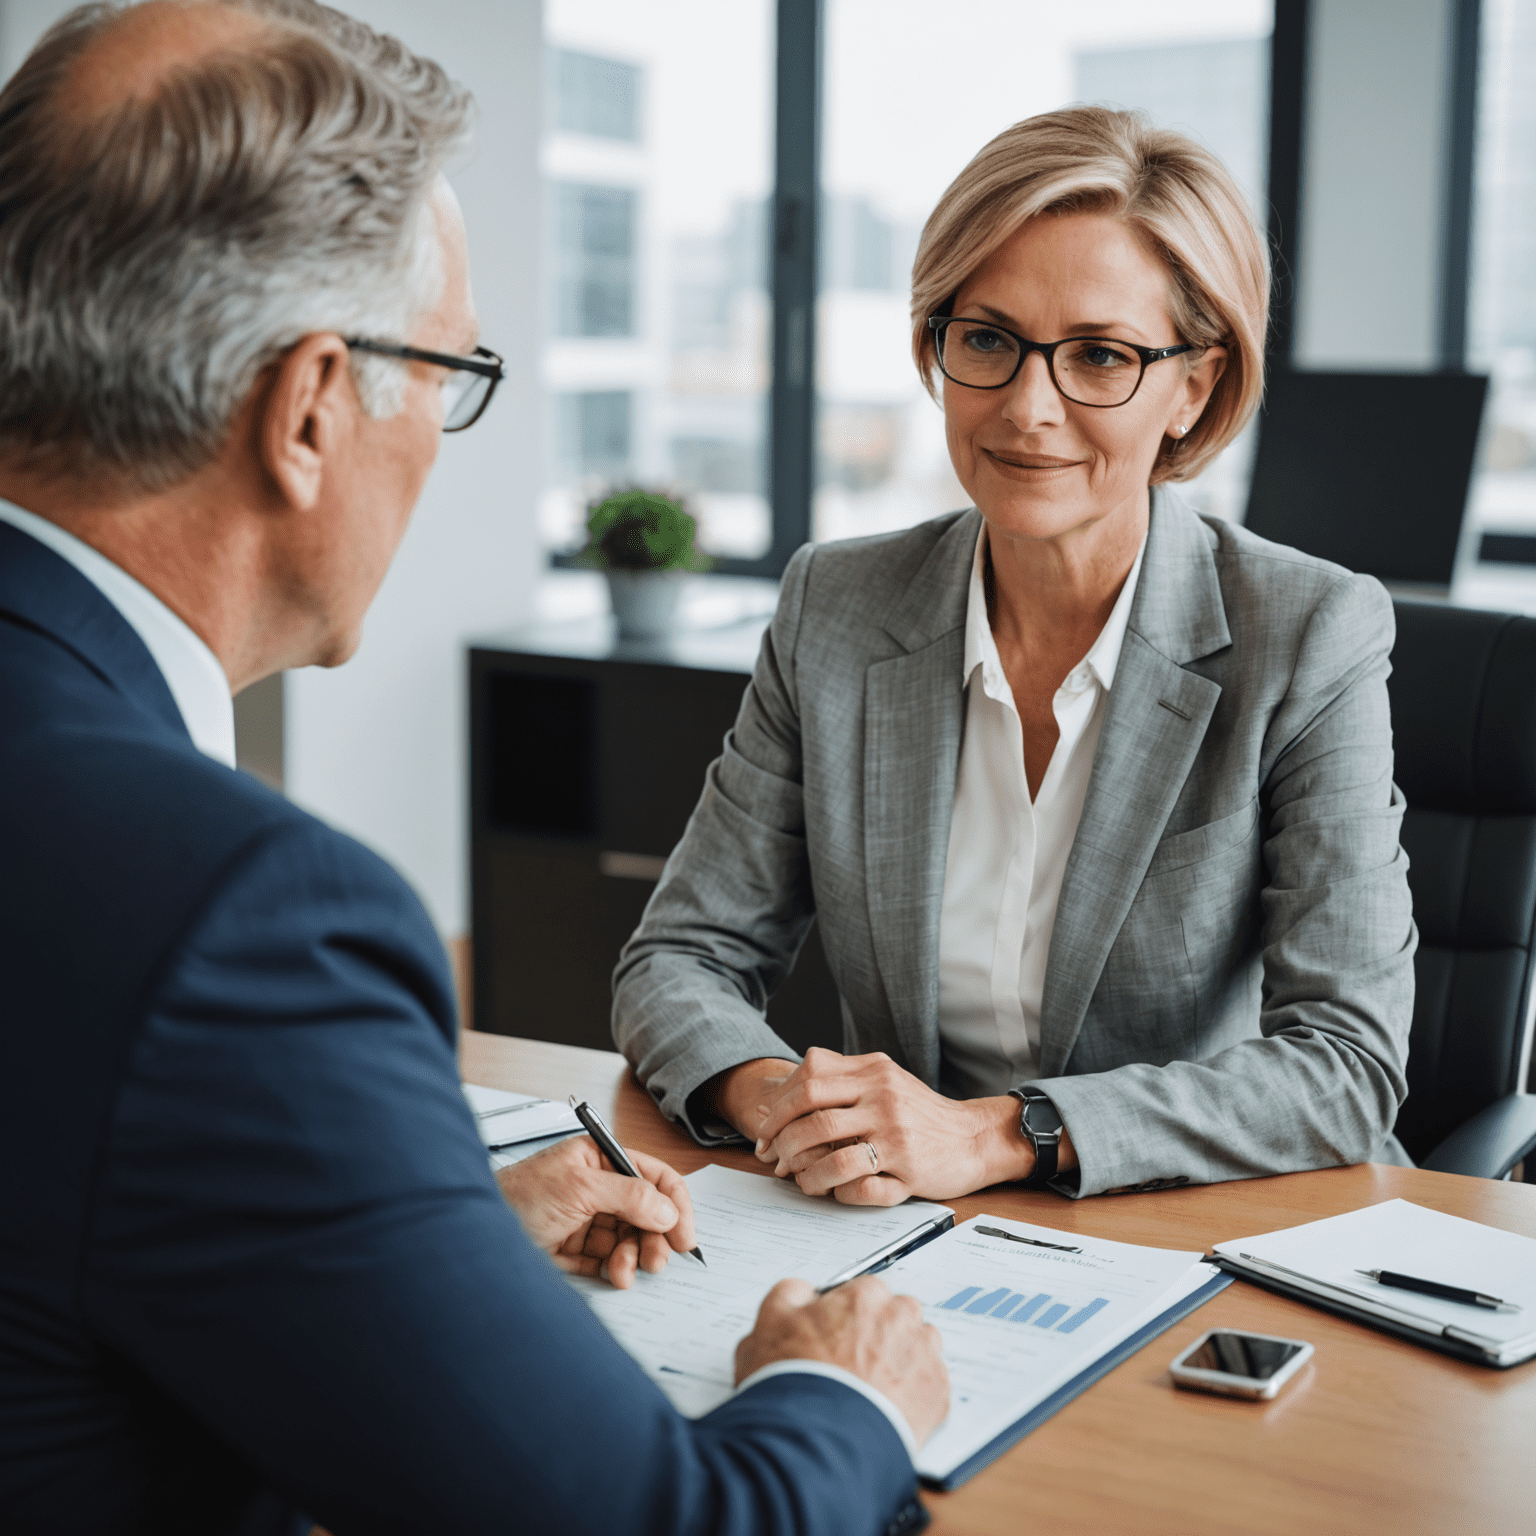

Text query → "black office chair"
[1245,371,1488,588]
[1387,601,1536,1178]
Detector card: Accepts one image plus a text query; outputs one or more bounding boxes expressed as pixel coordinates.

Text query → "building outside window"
[552,180,637,339]
[553,45,641,141]
[1468,0,1536,567]
[541,1,775,563]
[554,390,632,485]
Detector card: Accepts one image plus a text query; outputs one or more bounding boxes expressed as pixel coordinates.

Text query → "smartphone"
[1169,1328,1314,1400]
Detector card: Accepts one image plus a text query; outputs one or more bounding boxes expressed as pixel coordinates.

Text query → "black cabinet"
[469,617,842,1056]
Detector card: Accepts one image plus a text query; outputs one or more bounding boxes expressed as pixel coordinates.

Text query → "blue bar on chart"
[939,1287,982,1311]
[964,1288,1012,1315]
[937,1286,1114,1332]
[1056,1297,1110,1334]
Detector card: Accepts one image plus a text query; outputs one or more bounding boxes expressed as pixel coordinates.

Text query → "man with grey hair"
[0,4,946,1534]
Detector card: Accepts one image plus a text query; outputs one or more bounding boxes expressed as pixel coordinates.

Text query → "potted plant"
[578,488,711,639]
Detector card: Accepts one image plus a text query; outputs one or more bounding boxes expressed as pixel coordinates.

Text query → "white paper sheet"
[462,1083,583,1147]
[570,1165,954,1417]
[877,1215,1208,1479]
[571,1168,1213,1478]
[1213,1199,1536,1364]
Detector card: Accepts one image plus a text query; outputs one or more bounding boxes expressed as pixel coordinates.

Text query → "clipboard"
[1211,1258,1523,1369]
[1209,1200,1536,1369]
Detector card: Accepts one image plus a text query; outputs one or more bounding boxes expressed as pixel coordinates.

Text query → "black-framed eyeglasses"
[344,338,506,431]
[928,315,1196,409]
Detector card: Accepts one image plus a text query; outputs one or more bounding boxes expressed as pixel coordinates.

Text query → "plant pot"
[605,569,687,639]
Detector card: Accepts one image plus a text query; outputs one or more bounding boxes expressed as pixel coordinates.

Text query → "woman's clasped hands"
[743,1047,1058,1204]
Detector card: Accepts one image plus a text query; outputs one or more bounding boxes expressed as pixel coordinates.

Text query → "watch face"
[1023,1097,1063,1136]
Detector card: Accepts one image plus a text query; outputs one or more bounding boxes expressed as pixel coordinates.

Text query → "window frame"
[1268,0,1481,372]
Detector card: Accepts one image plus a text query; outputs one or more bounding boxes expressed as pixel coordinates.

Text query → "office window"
[555,391,633,483]
[553,47,641,142]
[816,0,1274,545]
[553,183,636,339]
[1468,0,1536,555]
[541,1,774,561]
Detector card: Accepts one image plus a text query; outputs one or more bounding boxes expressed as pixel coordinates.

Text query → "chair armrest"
[1420,1094,1536,1179]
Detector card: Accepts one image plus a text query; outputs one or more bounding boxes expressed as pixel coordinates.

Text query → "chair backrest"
[1244,372,1487,587]
[1387,601,1536,1162]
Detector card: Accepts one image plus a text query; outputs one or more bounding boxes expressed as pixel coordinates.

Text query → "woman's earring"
[1175,424,1188,436]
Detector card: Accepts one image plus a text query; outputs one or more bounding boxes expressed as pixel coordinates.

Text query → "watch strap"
[1009,1088,1062,1189]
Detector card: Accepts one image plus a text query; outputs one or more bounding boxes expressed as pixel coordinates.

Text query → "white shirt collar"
[0,498,236,767]
[962,519,1148,696]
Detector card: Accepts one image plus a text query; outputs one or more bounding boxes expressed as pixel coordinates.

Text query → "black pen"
[1354,1269,1520,1313]
[569,1097,706,1266]
[976,1224,1082,1254]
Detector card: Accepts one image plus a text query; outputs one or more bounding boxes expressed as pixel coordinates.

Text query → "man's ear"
[259,333,355,511]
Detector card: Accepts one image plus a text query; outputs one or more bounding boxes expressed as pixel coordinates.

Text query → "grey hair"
[0,0,472,490]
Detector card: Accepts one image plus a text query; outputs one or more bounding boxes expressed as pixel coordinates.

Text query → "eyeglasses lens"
[441,370,492,431]
[938,323,1143,406]
[939,321,1021,389]
[1052,339,1143,406]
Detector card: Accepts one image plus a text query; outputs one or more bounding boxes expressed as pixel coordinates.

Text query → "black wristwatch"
[1008,1088,1064,1188]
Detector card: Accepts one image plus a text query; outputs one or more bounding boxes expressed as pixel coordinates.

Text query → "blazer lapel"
[863,511,978,1087]
[1037,489,1231,1075]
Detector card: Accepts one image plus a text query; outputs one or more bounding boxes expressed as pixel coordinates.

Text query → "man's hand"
[751,1047,1076,1204]
[496,1135,697,1289]
[735,1276,950,1446]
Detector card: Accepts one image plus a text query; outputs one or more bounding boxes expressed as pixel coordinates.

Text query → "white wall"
[281,0,544,937]
[1294,0,1457,369]
[0,0,74,73]
[1,0,545,937]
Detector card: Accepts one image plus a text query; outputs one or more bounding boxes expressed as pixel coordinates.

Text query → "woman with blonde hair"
[614,107,1415,1201]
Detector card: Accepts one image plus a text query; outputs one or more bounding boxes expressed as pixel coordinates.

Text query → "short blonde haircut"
[911,106,1269,483]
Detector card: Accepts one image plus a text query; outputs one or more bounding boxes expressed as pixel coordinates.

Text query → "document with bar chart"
[879,1214,1226,1486]
[569,1166,955,1419]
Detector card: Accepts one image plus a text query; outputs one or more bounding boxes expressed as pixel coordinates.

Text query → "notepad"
[1213,1199,1536,1368]
[570,1167,1227,1487]
[462,1083,582,1149]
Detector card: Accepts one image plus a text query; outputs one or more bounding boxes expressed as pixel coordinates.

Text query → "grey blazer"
[612,487,1417,1197]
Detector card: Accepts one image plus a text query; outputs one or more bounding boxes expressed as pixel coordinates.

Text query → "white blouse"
[936,525,1146,1099]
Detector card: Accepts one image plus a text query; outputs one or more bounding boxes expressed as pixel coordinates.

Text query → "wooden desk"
[464,1031,1536,1536]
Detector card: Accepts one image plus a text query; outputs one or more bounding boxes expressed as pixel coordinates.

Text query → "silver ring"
[864,1140,879,1171]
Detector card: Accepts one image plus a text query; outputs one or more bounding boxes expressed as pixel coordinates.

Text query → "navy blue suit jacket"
[0,520,923,1536]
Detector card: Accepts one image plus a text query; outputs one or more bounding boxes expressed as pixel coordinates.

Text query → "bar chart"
[938,1284,1110,1335]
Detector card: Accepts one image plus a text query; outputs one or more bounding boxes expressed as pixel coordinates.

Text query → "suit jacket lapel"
[1037,489,1231,1075]
[863,511,978,1087]
[0,518,187,739]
